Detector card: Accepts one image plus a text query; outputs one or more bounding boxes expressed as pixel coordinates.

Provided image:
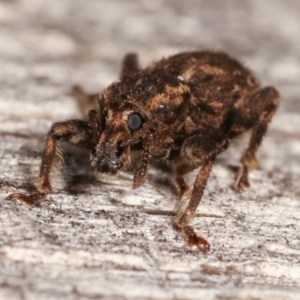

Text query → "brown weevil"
[6,51,280,252]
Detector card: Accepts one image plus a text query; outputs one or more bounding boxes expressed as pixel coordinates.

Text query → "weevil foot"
[5,192,47,205]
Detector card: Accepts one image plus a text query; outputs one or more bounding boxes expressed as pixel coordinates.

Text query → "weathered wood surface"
[1,0,300,299]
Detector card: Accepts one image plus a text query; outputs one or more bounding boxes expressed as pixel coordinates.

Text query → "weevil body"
[7,51,280,252]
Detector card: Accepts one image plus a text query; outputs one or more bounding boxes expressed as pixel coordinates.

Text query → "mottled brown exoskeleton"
[6,51,280,252]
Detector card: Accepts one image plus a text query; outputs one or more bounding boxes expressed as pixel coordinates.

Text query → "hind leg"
[69,85,99,117]
[231,86,280,191]
[70,53,139,115]
[120,53,139,79]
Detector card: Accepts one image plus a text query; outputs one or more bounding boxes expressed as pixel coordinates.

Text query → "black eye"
[127,112,146,132]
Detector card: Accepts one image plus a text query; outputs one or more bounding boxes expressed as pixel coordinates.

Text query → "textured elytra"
[6,51,279,252]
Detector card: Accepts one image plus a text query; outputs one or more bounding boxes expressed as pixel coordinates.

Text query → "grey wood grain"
[1,0,300,299]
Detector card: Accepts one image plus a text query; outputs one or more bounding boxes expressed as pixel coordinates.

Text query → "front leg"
[132,133,153,190]
[174,134,229,252]
[6,119,97,205]
[174,164,195,197]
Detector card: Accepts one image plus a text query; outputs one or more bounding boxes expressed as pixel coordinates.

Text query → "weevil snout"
[95,142,124,174]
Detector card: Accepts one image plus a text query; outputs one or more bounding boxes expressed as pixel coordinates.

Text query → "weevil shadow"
[63,143,177,196]
[60,143,99,195]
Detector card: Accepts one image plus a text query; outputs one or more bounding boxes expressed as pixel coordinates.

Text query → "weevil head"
[91,69,190,173]
[91,82,149,174]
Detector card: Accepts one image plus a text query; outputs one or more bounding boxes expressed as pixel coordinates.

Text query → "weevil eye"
[127,112,146,132]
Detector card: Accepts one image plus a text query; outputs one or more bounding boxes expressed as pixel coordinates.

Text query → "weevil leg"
[174,135,229,252]
[71,53,140,114]
[69,85,99,116]
[174,158,214,252]
[6,118,98,205]
[233,86,280,191]
[175,164,195,197]
[132,133,153,190]
[120,53,139,79]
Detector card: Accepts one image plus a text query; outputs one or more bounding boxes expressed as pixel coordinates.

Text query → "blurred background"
[0,0,299,132]
[1,0,299,95]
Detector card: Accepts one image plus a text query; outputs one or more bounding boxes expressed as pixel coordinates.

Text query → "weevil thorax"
[91,67,191,173]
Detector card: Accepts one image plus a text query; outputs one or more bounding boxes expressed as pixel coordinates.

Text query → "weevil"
[6,51,280,252]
